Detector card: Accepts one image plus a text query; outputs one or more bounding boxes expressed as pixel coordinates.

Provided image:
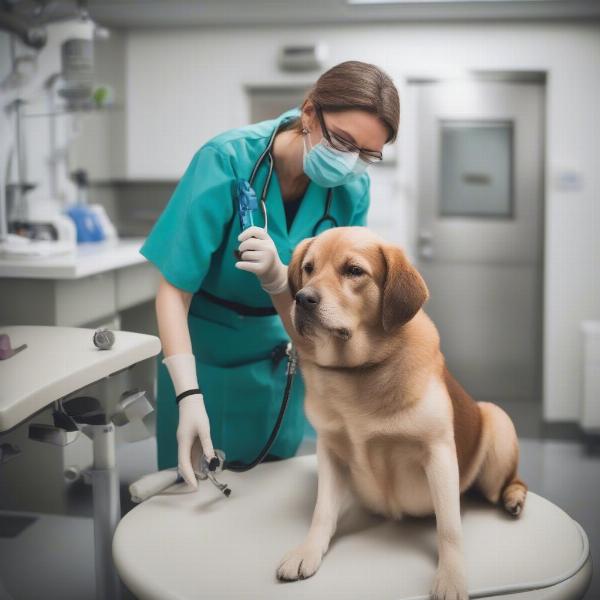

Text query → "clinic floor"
[1,400,598,600]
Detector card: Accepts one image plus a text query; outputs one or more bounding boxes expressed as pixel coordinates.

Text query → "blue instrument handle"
[236,179,258,231]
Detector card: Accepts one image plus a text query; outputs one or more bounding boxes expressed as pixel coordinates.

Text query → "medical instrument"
[236,179,260,231]
[130,449,230,503]
[93,327,115,350]
[198,451,231,496]
[59,38,94,110]
[312,186,338,235]
[225,342,298,472]
[234,116,338,237]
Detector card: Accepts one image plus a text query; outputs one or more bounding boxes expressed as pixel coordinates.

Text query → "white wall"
[125,22,600,423]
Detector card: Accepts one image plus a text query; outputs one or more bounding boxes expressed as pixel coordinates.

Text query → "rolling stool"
[113,455,592,599]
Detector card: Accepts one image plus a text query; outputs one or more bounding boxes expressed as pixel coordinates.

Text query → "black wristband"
[175,388,202,405]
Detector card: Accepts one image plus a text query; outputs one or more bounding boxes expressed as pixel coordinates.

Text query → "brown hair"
[290,61,400,143]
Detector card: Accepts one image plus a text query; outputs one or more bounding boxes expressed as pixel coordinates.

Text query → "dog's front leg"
[276,438,348,581]
[424,441,469,600]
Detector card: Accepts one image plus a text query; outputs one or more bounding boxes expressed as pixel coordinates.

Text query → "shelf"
[23,104,123,119]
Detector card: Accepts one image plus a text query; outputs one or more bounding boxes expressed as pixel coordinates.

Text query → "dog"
[274,226,527,600]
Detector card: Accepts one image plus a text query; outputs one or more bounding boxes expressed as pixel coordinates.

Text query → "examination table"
[113,454,592,600]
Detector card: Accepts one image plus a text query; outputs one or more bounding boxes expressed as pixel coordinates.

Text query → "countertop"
[0,237,148,280]
[0,325,161,431]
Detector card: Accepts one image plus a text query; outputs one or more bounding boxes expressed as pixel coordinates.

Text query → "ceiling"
[3,0,600,29]
[87,0,600,27]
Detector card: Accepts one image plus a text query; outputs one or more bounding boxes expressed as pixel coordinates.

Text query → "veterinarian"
[141,60,400,486]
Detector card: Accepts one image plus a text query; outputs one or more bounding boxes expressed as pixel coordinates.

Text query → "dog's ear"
[380,244,429,331]
[288,237,315,297]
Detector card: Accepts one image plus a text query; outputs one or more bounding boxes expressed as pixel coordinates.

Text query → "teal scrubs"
[140,108,370,470]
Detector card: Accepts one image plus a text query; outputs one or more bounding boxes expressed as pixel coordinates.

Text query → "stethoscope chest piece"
[196,449,231,497]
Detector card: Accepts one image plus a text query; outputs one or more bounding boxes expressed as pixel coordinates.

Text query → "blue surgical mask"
[302,130,369,188]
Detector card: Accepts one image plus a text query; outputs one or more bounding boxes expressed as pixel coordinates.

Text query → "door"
[413,77,545,404]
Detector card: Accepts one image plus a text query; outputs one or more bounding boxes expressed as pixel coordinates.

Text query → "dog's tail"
[501,473,528,517]
[475,402,528,517]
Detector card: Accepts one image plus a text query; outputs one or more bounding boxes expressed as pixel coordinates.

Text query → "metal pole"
[90,423,122,600]
[13,98,28,222]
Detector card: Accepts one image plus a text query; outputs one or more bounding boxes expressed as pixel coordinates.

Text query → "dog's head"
[288,227,429,364]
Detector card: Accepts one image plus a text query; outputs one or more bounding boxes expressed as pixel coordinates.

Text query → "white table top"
[0,237,147,280]
[0,326,161,432]
[113,455,591,600]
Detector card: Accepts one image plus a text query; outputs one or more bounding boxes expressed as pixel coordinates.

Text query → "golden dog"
[273,226,527,600]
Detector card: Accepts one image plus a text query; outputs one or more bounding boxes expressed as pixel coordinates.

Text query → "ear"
[300,100,317,131]
[301,99,315,119]
[380,244,429,331]
[288,237,314,297]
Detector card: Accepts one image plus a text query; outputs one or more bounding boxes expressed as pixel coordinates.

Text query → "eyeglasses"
[314,103,384,165]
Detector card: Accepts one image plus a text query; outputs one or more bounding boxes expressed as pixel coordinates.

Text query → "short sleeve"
[349,176,371,226]
[140,144,235,293]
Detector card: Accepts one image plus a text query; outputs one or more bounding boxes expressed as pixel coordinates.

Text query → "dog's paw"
[430,568,469,600]
[276,543,324,582]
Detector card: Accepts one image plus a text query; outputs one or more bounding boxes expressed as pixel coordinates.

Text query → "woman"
[141,60,400,488]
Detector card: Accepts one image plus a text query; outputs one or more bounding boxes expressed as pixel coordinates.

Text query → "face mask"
[302,129,369,188]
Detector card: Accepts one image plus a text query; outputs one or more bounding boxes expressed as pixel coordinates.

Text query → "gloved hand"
[162,353,215,489]
[235,226,289,295]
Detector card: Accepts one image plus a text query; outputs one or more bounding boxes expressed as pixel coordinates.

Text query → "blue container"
[65,204,106,243]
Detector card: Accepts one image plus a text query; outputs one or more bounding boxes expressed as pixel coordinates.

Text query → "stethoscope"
[247,118,338,236]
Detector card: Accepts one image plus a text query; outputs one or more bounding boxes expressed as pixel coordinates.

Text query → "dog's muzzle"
[294,289,352,341]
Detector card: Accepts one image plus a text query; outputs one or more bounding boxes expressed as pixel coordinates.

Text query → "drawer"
[115,262,159,311]
[55,272,116,326]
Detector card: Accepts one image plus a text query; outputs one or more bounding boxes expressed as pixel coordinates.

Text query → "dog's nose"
[295,289,320,311]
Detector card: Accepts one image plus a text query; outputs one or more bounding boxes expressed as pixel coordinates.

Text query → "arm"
[155,274,215,488]
[155,274,193,356]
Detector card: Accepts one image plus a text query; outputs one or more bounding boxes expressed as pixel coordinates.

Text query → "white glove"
[235,226,288,295]
[162,353,215,489]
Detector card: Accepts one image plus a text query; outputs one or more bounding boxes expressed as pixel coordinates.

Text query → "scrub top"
[140,107,370,469]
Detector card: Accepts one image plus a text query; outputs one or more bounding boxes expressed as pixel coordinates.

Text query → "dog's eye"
[346,265,364,277]
[303,263,314,274]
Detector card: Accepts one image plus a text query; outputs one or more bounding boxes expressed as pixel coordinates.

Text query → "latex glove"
[235,226,288,295]
[162,353,215,489]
